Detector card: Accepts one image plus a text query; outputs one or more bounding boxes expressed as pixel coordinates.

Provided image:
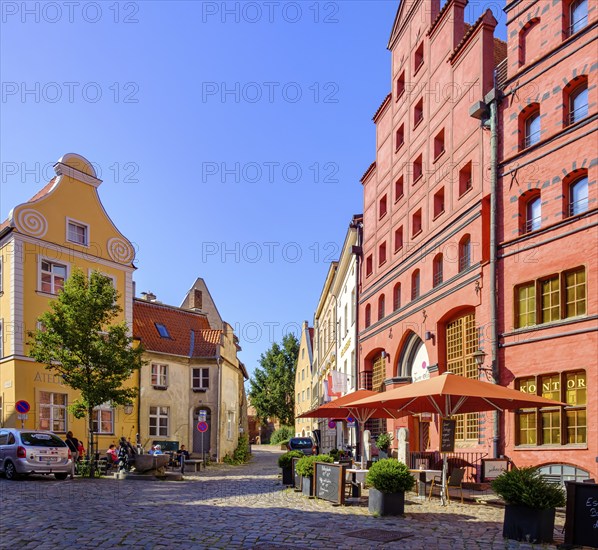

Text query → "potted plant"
[366,458,415,516]
[375,432,393,459]
[296,454,334,497]
[278,450,304,486]
[491,466,566,543]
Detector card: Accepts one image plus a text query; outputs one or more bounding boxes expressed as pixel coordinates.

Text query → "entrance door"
[193,407,211,456]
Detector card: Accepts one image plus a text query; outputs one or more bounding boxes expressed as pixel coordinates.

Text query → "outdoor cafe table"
[409,469,443,498]
[346,468,368,498]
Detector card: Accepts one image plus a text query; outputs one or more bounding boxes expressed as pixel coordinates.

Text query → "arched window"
[569,83,588,124]
[519,18,541,66]
[378,294,385,321]
[433,254,443,288]
[393,283,401,311]
[524,110,541,148]
[411,270,420,300]
[365,304,371,328]
[568,0,588,36]
[458,236,471,272]
[569,175,589,216]
[526,195,542,233]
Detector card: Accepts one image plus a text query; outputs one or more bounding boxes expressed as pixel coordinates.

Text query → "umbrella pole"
[441,453,448,506]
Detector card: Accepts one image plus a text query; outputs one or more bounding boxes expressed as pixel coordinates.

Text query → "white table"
[409,469,442,498]
[346,468,369,497]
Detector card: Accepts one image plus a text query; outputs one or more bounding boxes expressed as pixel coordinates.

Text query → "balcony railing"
[567,104,589,125]
[569,197,588,217]
[524,130,541,149]
[524,217,541,234]
[567,15,588,37]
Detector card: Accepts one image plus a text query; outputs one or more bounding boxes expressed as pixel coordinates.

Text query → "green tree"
[29,269,144,476]
[249,333,299,426]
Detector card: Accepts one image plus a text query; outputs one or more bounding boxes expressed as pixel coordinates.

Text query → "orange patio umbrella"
[351,372,566,504]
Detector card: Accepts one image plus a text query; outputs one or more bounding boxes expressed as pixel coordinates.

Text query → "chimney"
[190,289,203,310]
[141,291,157,302]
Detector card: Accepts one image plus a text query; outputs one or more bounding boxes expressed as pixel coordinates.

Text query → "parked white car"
[0,429,72,480]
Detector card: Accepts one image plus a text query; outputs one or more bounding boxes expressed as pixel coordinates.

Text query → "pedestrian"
[77,440,85,461]
[65,431,79,478]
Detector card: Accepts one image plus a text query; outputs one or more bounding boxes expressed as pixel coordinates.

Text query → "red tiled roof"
[372,93,391,121]
[133,299,218,358]
[360,161,376,184]
[494,38,507,66]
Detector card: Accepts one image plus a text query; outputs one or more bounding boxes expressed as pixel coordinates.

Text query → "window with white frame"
[149,406,169,436]
[92,404,114,434]
[39,391,67,432]
[192,367,209,390]
[67,219,89,246]
[151,363,168,388]
[227,411,234,440]
[40,260,67,294]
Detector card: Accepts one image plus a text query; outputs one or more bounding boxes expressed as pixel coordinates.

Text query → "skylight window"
[155,323,170,338]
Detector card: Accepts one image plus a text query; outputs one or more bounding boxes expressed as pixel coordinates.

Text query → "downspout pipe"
[216,348,222,462]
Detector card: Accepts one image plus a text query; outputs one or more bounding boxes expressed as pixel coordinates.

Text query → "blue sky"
[1,1,507,378]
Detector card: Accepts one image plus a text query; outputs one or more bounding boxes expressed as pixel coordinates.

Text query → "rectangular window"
[395,125,405,151]
[414,98,424,127]
[67,219,88,246]
[39,392,67,432]
[227,411,234,440]
[396,71,405,99]
[540,276,560,323]
[93,404,114,434]
[395,176,404,202]
[366,255,373,277]
[515,283,536,328]
[151,363,168,388]
[414,42,424,74]
[394,226,404,252]
[378,242,387,266]
[412,209,422,237]
[192,367,210,390]
[516,370,586,446]
[434,129,445,160]
[379,195,388,219]
[307,387,310,401]
[40,260,67,294]
[459,162,472,196]
[433,187,445,218]
[413,155,423,183]
[565,268,586,318]
[149,406,169,437]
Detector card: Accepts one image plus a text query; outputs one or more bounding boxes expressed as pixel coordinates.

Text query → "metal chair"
[428,467,465,504]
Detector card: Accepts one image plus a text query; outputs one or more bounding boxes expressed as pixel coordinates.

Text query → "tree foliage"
[248,333,299,426]
[28,269,144,476]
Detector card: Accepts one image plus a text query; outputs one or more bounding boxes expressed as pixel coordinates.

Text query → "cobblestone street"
[0,446,566,549]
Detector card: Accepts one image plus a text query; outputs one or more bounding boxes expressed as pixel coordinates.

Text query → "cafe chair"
[428,467,465,504]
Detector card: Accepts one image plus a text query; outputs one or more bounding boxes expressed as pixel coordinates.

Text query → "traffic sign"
[197,421,208,433]
[17,414,28,421]
[199,409,207,421]
[15,400,30,414]
[346,416,356,428]
[327,420,336,429]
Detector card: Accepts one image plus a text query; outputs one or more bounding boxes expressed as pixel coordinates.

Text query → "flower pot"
[378,450,388,459]
[302,476,314,497]
[502,504,556,543]
[368,487,405,516]
[281,466,293,486]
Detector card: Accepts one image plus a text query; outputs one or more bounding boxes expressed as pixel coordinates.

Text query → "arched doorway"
[193,407,211,456]
[397,332,430,382]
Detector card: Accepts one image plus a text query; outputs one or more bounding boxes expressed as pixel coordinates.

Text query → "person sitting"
[106,444,118,464]
[176,445,190,464]
[153,444,163,455]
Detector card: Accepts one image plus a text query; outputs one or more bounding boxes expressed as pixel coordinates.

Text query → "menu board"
[440,418,456,453]
[314,462,345,505]
[564,481,598,548]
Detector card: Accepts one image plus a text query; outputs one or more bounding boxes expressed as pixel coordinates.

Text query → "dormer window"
[155,323,170,338]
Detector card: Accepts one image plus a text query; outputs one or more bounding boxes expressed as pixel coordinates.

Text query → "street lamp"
[472,349,494,382]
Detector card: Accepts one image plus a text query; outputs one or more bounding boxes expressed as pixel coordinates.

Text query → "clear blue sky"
[1,1,507,379]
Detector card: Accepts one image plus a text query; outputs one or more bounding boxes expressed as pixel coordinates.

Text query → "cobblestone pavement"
[0,446,567,549]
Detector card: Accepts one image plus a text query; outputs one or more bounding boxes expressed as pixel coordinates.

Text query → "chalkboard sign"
[314,462,345,505]
[564,481,598,548]
[440,418,456,453]
[292,457,301,491]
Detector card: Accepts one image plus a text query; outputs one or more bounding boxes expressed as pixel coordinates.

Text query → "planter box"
[302,476,314,497]
[503,504,556,543]
[368,487,405,516]
[281,466,293,486]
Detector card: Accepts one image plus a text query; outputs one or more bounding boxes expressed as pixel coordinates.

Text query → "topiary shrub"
[491,467,565,509]
[270,426,295,445]
[375,432,393,452]
[295,454,334,477]
[366,459,415,494]
[329,448,340,461]
[278,450,304,469]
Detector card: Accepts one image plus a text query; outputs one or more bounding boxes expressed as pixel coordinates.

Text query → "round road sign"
[328,420,336,429]
[16,400,30,414]
[197,421,208,433]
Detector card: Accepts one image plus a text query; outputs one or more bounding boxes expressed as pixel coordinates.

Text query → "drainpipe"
[216,349,222,462]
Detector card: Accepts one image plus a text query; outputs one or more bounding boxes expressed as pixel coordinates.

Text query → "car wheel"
[54,472,68,480]
[4,461,20,481]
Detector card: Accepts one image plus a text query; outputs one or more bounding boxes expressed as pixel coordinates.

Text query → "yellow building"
[294,321,315,437]
[0,153,138,450]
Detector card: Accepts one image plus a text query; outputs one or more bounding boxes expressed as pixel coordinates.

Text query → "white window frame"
[92,403,114,434]
[192,367,209,390]
[66,217,89,247]
[39,391,68,432]
[149,406,169,437]
[227,411,234,440]
[151,363,168,388]
[39,257,69,295]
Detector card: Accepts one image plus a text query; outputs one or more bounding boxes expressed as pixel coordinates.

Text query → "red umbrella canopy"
[350,372,566,417]
[296,389,400,423]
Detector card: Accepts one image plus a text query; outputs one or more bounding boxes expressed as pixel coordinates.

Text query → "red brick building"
[358,0,506,467]
[497,0,597,480]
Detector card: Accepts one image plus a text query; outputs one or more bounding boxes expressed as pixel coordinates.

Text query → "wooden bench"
[182,459,203,473]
